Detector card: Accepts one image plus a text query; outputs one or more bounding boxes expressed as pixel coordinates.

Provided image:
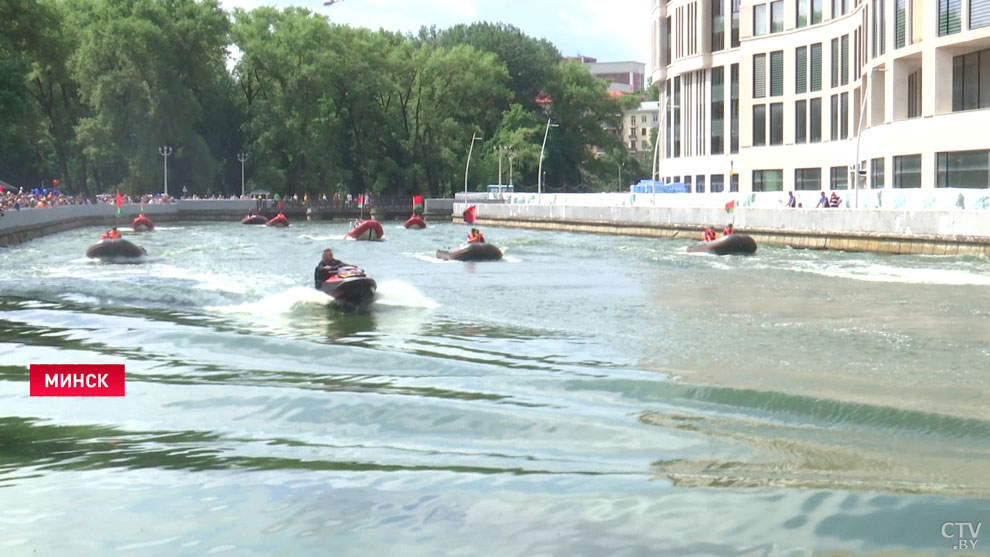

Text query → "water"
[1,220,988,555]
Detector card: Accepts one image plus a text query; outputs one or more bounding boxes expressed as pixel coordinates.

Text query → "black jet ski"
[319,265,377,311]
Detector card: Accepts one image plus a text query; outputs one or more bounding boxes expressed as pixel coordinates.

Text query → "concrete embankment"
[457,202,990,256]
[0,200,258,246]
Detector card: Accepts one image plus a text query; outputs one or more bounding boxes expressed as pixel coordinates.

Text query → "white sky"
[220,0,653,64]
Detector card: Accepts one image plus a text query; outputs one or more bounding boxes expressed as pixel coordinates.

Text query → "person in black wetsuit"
[314,248,347,288]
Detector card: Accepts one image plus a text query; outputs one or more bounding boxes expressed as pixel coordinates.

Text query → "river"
[1,219,988,555]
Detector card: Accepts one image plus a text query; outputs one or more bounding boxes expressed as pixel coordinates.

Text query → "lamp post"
[494,144,511,193]
[159,145,173,198]
[538,116,558,203]
[652,94,678,205]
[508,150,515,188]
[464,132,483,195]
[237,152,248,197]
[852,66,886,208]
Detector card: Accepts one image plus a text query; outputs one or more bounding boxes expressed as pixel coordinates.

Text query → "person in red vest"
[466,228,486,244]
[703,227,716,242]
[104,226,121,240]
[723,223,735,236]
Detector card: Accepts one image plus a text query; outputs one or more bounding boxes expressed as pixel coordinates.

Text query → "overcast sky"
[219,0,653,64]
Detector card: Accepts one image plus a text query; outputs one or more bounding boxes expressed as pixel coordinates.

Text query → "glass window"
[711,174,725,192]
[798,0,809,27]
[871,157,885,188]
[770,51,784,96]
[796,46,808,94]
[731,173,740,192]
[770,103,783,145]
[754,54,767,98]
[753,104,767,146]
[831,94,839,141]
[731,63,740,153]
[896,0,906,48]
[753,169,784,191]
[810,97,822,142]
[812,0,823,23]
[696,175,706,193]
[939,0,962,35]
[810,43,823,91]
[674,77,681,157]
[831,38,839,88]
[972,0,990,28]
[771,1,784,32]
[893,154,922,187]
[840,92,849,139]
[796,100,808,143]
[830,166,848,189]
[712,66,725,155]
[732,0,741,47]
[754,4,767,35]
[713,0,725,51]
[936,150,990,187]
[795,168,822,190]
[841,35,849,85]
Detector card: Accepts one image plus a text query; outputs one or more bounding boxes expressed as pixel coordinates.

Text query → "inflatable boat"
[131,214,154,231]
[687,233,757,255]
[86,239,148,260]
[319,266,377,311]
[242,214,268,225]
[266,214,290,227]
[346,220,384,241]
[404,215,426,229]
[436,243,503,262]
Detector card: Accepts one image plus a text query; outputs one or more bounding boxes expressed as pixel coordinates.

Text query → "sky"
[219,0,654,64]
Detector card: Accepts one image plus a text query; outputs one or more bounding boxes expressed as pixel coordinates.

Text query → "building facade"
[650,0,990,198]
[622,101,662,164]
[574,57,648,93]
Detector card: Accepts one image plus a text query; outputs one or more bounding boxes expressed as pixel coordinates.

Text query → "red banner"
[30,364,125,396]
[116,193,124,208]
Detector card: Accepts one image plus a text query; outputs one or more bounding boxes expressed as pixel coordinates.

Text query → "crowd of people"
[784,190,842,209]
[0,186,176,215]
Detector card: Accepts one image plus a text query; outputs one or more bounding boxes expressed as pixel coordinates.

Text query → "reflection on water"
[1,221,988,553]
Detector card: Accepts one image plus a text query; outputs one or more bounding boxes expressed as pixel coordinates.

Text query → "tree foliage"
[0,1,644,196]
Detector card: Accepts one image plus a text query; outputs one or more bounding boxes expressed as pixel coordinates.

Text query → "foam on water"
[784,259,990,285]
[206,286,331,315]
[374,280,438,308]
[297,233,346,242]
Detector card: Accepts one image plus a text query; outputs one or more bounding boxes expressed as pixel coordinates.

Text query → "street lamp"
[538,116,558,203]
[237,152,248,197]
[508,150,515,188]
[652,94,679,205]
[464,132,483,195]
[159,145,173,198]
[494,144,511,193]
[852,66,886,208]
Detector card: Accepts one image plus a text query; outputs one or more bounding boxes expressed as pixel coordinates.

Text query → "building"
[622,101,661,164]
[650,0,990,197]
[574,57,647,93]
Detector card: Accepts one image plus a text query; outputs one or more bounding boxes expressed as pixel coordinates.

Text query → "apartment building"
[650,0,990,196]
[622,101,661,163]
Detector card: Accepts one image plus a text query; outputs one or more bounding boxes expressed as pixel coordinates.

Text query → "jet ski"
[319,265,377,311]
[346,219,384,240]
[86,238,148,260]
[687,233,758,255]
[436,243,503,261]
[131,214,154,231]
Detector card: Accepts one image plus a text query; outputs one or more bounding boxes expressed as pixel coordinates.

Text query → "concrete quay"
[454,196,990,256]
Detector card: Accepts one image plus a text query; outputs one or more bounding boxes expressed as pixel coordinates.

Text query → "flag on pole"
[724,200,735,214]
[463,205,477,225]
[116,192,124,216]
[357,194,364,208]
[412,195,424,212]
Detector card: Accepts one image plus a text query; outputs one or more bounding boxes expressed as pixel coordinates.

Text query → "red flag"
[724,200,735,213]
[116,192,124,208]
[357,194,364,208]
[412,195,423,209]
[463,205,477,225]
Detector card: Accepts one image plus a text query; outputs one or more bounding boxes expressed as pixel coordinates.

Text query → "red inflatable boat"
[346,220,384,241]
[266,214,290,227]
[131,214,154,231]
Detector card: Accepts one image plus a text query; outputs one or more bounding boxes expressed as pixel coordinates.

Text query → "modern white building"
[650,0,990,200]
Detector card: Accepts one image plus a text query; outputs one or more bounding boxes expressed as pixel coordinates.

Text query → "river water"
[1,219,988,555]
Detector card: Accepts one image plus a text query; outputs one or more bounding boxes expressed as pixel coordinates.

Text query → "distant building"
[622,101,660,164]
[572,56,647,94]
